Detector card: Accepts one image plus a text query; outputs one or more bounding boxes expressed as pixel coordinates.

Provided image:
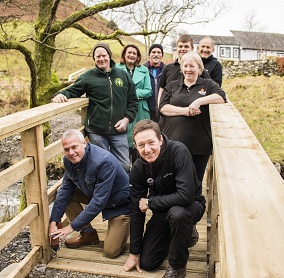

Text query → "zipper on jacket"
[108,76,113,133]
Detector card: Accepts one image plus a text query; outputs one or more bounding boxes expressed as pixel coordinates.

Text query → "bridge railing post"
[21,124,53,263]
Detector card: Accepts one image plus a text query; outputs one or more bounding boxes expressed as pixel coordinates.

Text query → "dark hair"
[177,34,194,49]
[132,119,161,143]
[119,44,142,66]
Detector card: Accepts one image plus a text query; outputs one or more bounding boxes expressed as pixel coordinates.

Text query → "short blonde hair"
[180,52,204,74]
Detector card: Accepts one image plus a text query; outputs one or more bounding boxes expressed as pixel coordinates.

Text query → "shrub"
[276,57,284,75]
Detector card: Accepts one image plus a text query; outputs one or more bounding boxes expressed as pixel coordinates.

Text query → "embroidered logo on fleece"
[198,88,206,95]
[115,78,124,87]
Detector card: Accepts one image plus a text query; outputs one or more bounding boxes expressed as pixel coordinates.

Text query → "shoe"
[65,229,99,248]
[188,224,199,248]
[163,265,186,278]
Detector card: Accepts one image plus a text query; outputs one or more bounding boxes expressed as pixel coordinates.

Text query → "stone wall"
[223,59,282,78]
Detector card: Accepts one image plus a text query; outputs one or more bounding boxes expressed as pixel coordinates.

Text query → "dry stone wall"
[223,59,282,78]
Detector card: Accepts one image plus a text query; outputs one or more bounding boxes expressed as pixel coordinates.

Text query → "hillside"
[0,0,150,80]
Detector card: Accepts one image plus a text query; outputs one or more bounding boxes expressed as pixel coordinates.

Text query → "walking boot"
[65,229,99,248]
[163,265,186,278]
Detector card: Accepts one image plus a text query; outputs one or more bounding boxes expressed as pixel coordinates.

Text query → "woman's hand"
[188,100,201,116]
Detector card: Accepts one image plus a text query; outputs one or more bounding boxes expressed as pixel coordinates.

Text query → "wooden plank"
[44,140,63,164]
[6,246,42,278]
[47,206,208,277]
[210,102,284,277]
[47,179,62,205]
[0,98,89,139]
[0,157,34,193]
[21,125,53,263]
[0,204,38,251]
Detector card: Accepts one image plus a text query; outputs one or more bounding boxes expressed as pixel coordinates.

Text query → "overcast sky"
[187,0,284,36]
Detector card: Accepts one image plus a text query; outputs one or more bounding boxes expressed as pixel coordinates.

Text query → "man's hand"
[50,224,74,242]
[114,117,129,133]
[124,253,142,273]
[52,93,68,103]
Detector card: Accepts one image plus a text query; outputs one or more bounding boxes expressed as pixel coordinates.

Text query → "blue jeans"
[87,131,130,172]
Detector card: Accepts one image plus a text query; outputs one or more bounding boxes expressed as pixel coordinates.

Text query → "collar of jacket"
[201,55,215,64]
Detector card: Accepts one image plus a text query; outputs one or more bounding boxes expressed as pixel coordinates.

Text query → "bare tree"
[98,0,226,52]
[0,0,226,108]
[242,9,266,32]
[0,0,149,107]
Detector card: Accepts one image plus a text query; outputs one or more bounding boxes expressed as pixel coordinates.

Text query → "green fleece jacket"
[57,62,138,135]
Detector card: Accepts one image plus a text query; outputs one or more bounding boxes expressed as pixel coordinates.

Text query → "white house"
[191,30,284,61]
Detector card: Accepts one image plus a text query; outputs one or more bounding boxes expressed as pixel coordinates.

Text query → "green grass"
[223,75,284,164]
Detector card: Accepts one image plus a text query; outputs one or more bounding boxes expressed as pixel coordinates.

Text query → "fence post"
[21,124,53,263]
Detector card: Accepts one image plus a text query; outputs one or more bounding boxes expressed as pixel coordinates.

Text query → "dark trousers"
[140,202,205,270]
[191,154,210,183]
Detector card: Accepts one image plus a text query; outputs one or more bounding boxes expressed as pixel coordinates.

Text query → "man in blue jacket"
[49,129,130,258]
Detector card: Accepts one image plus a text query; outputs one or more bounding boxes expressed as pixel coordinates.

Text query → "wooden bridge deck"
[47,188,208,277]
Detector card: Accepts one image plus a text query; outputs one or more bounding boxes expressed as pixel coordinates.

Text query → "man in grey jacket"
[49,129,130,258]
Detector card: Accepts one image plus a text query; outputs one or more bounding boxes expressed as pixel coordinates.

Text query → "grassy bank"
[222,75,284,165]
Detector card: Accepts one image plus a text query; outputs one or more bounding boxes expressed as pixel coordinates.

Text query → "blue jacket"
[50,143,130,231]
[144,61,166,122]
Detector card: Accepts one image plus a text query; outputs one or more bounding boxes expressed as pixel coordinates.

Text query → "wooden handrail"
[208,101,284,277]
[0,98,88,139]
[0,98,89,276]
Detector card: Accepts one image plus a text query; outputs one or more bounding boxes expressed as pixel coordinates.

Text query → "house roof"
[191,34,237,46]
[192,31,284,52]
[230,30,284,52]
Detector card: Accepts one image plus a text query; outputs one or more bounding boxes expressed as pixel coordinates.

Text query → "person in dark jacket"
[49,129,130,258]
[198,36,223,87]
[123,120,206,278]
[52,43,138,172]
[158,34,211,107]
[144,43,166,123]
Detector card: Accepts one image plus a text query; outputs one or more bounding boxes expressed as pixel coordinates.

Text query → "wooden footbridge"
[0,98,284,277]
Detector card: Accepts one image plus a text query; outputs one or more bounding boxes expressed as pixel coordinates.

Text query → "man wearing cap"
[52,43,138,172]
[144,44,166,123]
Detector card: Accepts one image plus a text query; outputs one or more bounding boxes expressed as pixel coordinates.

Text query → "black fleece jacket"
[129,134,205,255]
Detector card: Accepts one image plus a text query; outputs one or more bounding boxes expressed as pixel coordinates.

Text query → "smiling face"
[181,52,203,83]
[134,129,163,163]
[177,41,193,60]
[198,37,214,59]
[62,134,86,164]
[124,46,138,67]
[94,47,111,71]
[149,47,163,66]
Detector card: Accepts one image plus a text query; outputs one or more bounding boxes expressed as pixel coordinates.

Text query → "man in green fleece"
[53,43,138,172]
